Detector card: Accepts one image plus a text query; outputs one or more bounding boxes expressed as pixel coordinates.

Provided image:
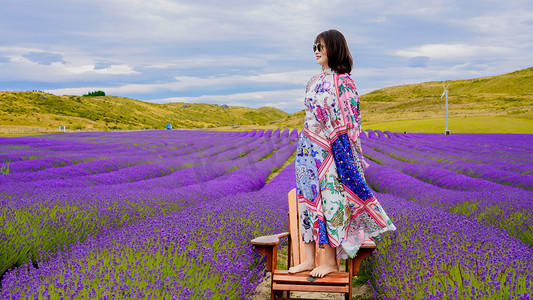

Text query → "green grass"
[265,150,296,185]
[0,163,9,175]
[364,116,533,133]
[0,132,52,137]
[0,91,289,131]
[277,67,533,132]
[451,202,533,247]
[360,67,533,124]
[259,148,278,161]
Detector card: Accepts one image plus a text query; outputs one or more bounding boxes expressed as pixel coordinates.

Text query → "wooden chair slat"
[272,283,350,293]
[251,232,289,245]
[361,240,377,248]
[273,272,349,285]
[274,269,349,279]
[287,188,301,266]
[274,298,318,300]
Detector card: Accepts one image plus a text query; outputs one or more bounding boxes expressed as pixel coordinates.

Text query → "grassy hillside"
[366,116,533,134]
[277,67,533,133]
[0,92,288,131]
[2,67,532,134]
[361,67,533,124]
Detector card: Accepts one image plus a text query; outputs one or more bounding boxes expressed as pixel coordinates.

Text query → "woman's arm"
[336,74,369,169]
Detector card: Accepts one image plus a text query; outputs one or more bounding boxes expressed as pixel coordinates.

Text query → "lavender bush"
[1,130,531,299]
[361,134,533,246]
[0,130,297,278]
[364,192,533,300]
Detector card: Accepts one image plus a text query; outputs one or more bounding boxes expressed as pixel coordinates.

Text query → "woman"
[288,29,396,278]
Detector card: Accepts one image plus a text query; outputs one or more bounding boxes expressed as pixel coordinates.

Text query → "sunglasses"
[313,43,325,52]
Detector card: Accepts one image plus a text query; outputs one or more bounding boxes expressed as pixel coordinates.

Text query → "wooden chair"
[251,188,377,300]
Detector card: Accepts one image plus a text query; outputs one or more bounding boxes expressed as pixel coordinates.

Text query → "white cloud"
[396,44,514,60]
[45,69,317,95]
[59,63,139,75]
[151,89,305,111]
[0,45,140,80]
[450,7,533,36]
[2,0,532,112]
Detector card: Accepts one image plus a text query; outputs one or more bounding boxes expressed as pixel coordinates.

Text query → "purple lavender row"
[3,156,77,174]
[361,145,530,194]
[362,159,533,246]
[0,134,296,277]
[1,154,297,299]
[365,191,533,299]
[56,136,285,188]
[366,137,533,188]
[0,129,243,163]
[0,135,191,169]
[0,155,163,184]
[0,136,263,190]
[0,136,201,183]
[1,134,290,208]
[123,139,296,190]
[376,132,532,163]
[0,136,121,159]
[364,131,531,165]
[419,133,531,157]
[248,129,298,139]
[366,129,378,138]
[250,129,261,137]
[365,133,531,167]
[364,138,533,190]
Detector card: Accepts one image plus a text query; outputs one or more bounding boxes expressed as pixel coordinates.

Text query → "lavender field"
[0,129,532,299]
[361,130,532,300]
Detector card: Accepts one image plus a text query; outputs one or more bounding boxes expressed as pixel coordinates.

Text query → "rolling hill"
[277,67,533,133]
[1,67,532,134]
[0,92,288,131]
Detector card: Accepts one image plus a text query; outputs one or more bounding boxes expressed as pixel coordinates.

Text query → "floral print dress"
[295,68,396,259]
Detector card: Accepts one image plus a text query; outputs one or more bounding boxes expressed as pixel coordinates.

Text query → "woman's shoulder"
[336,73,357,90]
[305,74,321,92]
[306,73,321,84]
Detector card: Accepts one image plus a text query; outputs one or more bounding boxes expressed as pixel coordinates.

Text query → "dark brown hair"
[315,29,353,75]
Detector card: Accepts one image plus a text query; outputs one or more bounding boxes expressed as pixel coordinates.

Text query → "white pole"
[442,81,450,135]
[445,89,448,134]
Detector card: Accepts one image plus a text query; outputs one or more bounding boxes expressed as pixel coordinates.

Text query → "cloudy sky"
[1,0,532,113]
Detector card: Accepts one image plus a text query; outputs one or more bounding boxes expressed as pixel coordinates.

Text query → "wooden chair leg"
[271,290,285,300]
[347,258,354,300]
[287,235,292,269]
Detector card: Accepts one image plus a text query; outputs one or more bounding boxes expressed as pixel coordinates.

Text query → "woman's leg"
[287,241,316,273]
[310,243,338,277]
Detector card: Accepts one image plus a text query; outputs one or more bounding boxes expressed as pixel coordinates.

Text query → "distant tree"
[82,90,106,97]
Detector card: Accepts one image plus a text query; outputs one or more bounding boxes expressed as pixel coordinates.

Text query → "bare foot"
[288,261,315,274]
[310,263,338,278]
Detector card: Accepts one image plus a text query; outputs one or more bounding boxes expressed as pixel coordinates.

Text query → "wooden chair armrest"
[350,239,377,276]
[250,232,289,246]
[360,239,377,249]
[251,232,289,272]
